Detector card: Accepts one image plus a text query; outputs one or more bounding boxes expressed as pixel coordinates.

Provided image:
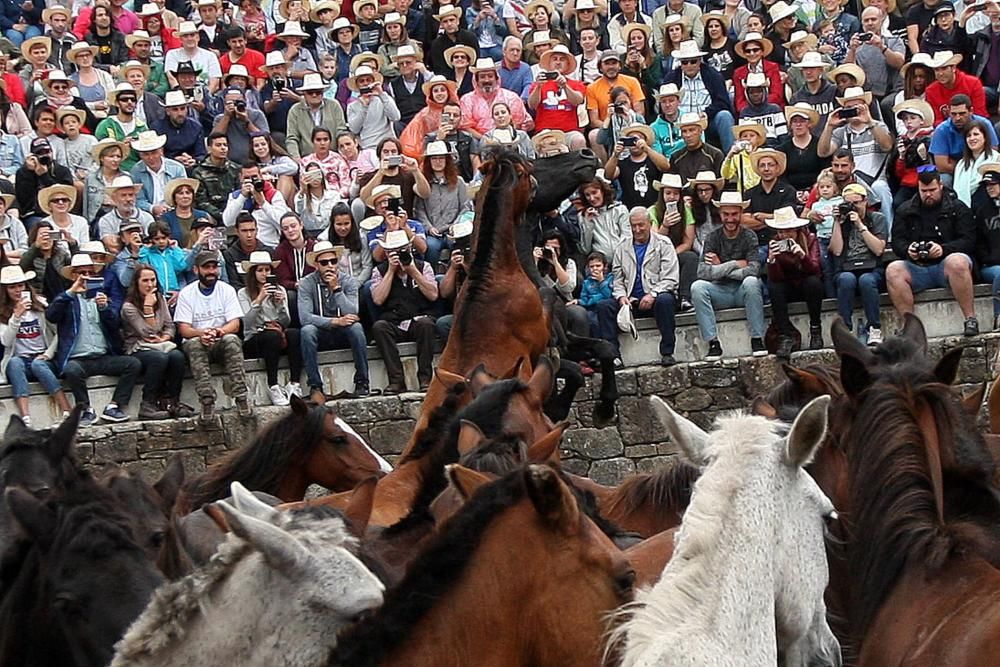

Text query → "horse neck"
[274,467,310,503]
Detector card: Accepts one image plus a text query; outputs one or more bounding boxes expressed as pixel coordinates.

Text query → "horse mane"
[114,506,355,661]
[329,467,530,667]
[605,458,700,520]
[762,363,842,421]
[459,434,527,476]
[182,405,330,510]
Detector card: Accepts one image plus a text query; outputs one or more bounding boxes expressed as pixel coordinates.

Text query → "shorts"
[903,253,972,293]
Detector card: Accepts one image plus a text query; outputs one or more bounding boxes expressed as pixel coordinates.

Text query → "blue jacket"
[663,64,733,121]
[578,274,613,308]
[44,290,123,374]
[152,116,207,163]
[138,244,191,292]
[130,158,188,214]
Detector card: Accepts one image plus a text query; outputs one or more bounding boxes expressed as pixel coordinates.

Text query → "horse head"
[478,149,535,217]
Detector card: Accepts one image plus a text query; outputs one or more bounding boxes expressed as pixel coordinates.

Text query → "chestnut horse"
[329,463,635,667]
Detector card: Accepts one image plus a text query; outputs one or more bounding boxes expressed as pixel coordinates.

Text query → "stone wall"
[75,333,999,486]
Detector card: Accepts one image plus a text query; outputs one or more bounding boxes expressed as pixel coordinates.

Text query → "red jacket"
[925,70,987,124]
[274,237,317,290]
[767,231,821,285]
[733,61,784,114]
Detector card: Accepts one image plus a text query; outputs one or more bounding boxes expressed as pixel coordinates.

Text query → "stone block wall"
[74,334,999,486]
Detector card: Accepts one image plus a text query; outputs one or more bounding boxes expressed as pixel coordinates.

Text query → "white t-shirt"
[164,47,223,85]
[832,122,890,182]
[174,280,242,331]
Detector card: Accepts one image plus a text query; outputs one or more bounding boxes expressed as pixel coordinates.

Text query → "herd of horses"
[1,150,1000,666]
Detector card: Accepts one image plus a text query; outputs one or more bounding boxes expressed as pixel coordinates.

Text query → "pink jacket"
[459,82,534,136]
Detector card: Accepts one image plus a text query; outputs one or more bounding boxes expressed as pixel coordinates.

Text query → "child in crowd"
[576,251,614,335]
[138,221,191,302]
[318,54,339,102]
[722,123,766,195]
[804,170,843,298]
[480,102,535,159]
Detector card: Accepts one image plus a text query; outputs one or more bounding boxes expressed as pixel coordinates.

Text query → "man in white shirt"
[165,21,223,93]
[174,250,252,421]
[221,162,290,247]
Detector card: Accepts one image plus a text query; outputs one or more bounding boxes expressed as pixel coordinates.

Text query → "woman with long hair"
[296,161,342,237]
[522,0,569,63]
[766,207,824,359]
[378,12,422,77]
[954,119,997,208]
[657,172,699,309]
[0,265,71,426]
[237,251,303,406]
[38,184,89,246]
[480,102,534,158]
[444,45,475,96]
[701,12,739,80]
[415,141,470,267]
[250,132,299,203]
[891,56,934,134]
[322,203,372,282]
[83,138,127,223]
[121,263,194,419]
[778,103,829,200]
[578,177,630,261]
[688,177,723,257]
[621,23,661,119]
[84,2,129,73]
[659,14,690,72]
[139,4,180,59]
[400,76,458,159]
[161,178,209,246]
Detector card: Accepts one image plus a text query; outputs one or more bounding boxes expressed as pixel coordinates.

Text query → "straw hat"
[686,170,725,191]
[176,20,199,36]
[783,30,818,50]
[224,64,251,84]
[121,60,150,80]
[79,241,110,259]
[671,40,705,60]
[826,63,866,86]
[383,11,407,26]
[622,22,652,42]
[748,147,787,174]
[768,1,797,23]
[655,83,683,100]
[700,11,731,31]
[900,52,934,78]
[38,184,77,215]
[792,51,829,69]
[309,0,340,21]
[67,41,98,62]
[350,52,385,73]
[378,229,411,250]
[353,0,377,15]
[470,57,500,73]
[421,74,457,98]
[132,130,167,153]
[892,99,934,126]
[106,82,137,106]
[532,128,567,151]
[661,14,688,33]
[444,44,477,68]
[927,50,962,68]
[278,21,310,39]
[766,206,809,230]
[712,190,750,209]
[524,0,555,17]
[364,184,401,209]
[165,178,200,206]
[734,32,773,59]
[330,16,360,38]
[433,4,462,20]
[784,102,820,126]
[0,265,35,285]
[652,173,684,190]
[424,141,451,158]
[978,162,1000,180]
[572,0,598,11]
[42,6,70,24]
[621,123,654,145]
[539,44,574,73]
[163,90,189,107]
[306,241,342,267]
[265,51,288,68]
[391,44,419,62]
[677,111,708,130]
[90,137,129,162]
[60,254,104,280]
[105,175,143,195]
[526,30,558,48]
[56,107,86,127]
[240,250,280,273]
[346,66,383,92]
[40,70,72,92]
[138,3,162,16]
[19,36,50,62]
[359,215,384,231]
[836,85,873,106]
[732,122,767,145]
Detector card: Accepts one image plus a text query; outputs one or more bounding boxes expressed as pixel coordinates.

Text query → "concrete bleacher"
[4,286,995,428]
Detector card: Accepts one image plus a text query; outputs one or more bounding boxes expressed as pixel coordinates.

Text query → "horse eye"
[615,569,636,597]
[150,531,165,549]
[31,486,51,500]
[329,435,348,446]
[823,510,839,525]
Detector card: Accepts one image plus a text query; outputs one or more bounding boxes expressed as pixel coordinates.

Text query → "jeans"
[243,329,303,386]
[6,356,62,398]
[5,25,41,47]
[677,250,698,300]
[61,354,142,408]
[981,264,1000,316]
[132,349,187,403]
[835,270,884,331]
[769,276,824,335]
[691,277,765,342]
[870,179,894,231]
[435,313,453,340]
[818,237,835,298]
[424,235,452,269]
[300,322,369,389]
[709,110,735,154]
[594,293,677,356]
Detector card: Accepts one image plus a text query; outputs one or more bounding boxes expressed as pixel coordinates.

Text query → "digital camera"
[396,248,413,266]
[914,241,934,261]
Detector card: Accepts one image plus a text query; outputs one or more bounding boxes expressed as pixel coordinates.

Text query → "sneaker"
[269,384,290,406]
[679,298,693,312]
[101,404,130,423]
[613,357,624,369]
[704,339,723,361]
[80,407,97,427]
[809,326,823,350]
[964,316,980,337]
[20,415,32,428]
[353,382,370,397]
[236,397,254,417]
[750,337,768,357]
[867,326,883,346]
[382,383,406,395]
[285,382,302,398]
[661,354,677,366]
[200,399,215,423]
[776,336,795,360]
[138,401,169,420]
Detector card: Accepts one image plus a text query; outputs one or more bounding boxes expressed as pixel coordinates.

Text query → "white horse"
[111,482,384,667]
[611,395,842,667]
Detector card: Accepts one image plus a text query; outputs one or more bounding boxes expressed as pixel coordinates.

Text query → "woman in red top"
[891,99,934,210]
[732,32,784,114]
[765,206,823,358]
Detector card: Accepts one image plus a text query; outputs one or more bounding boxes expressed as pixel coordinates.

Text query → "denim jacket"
[0,133,22,177]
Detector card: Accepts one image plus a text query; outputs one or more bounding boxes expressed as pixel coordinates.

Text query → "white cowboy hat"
[163,90,188,107]
[893,99,934,126]
[346,66,383,92]
[686,170,725,190]
[700,11,731,30]
[278,0,311,19]
[712,190,750,209]
[735,32,773,59]
[306,241,343,267]
[299,72,329,91]
[836,85,873,106]
[421,74,457,98]
[573,0,597,10]
[653,173,684,190]
[383,11,406,25]
[277,21,310,39]
[19,36,50,62]
[225,64,251,83]
[131,130,166,153]
[165,178,199,206]
[671,40,706,60]
[826,63,866,86]
[622,22,652,42]
[424,141,451,158]
[433,4,462,20]
[743,71,769,89]
[309,0,340,21]
[768,0,797,22]
[900,52,934,78]
[378,229,411,250]
[121,60,150,79]
[0,265,35,285]
[927,50,962,68]
[655,83,683,100]
[60,253,104,280]
[41,69,73,92]
[352,0,377,15]
[444,44,477,67]
[138,3,162,16]
[265,51,287,68]
[470,57,500,73]
[784,30,818,50]
[176,20,199,36]
[105,175,143,194]
[240,250,280,273]
[677,111,708,130]
[784,102,820,125]
[38,184,77,215]
[66,41,98,62]
[392,44,419,61]
[792,51,829,69]
[106,82,137,106]
[125,30,153,49]
[330,16,360,38]
[766,206,809,230]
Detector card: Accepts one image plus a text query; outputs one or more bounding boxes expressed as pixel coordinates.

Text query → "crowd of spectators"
[1,0,1000,426]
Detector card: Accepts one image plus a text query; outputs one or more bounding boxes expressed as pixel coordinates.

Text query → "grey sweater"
[296,270,360,331]
[696,227,760,283]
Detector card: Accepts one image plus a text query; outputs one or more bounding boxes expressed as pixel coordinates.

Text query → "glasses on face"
[306,90,322,95]
[51,84,67,90]
[74,269,94,276]
[696,186,714,194]
[117,96,137,103]
[317,258,337,266]
[680,59,699,65]
[916,164,938,174]
[50,197,71,204]
[744,47,762,55]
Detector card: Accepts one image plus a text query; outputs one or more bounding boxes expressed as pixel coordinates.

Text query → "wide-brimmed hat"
[686,170,725,190]
[861,0,896,12]
[749,147,787,173]
[735,32,773,59]
[79,241,110,259]
[350,51,384,73]
[531,128,566,151]
[448,218,474,239]
[0,265,35,285]
[572,0,598,11]
[164,178,199,206]
[276,0,311,19]
[622,22,652,42]
[527,30,558,50]
[433,3,462,20]
[56,107,86,127]
[444,44,476,67]
[359,215,384,231]
[163,90,188,107]
[792,51,829,69]
[978,162,1000,185]
[67,41,98,62]
[732,122,767,145]
[20,36,50,62]
[927,49,962,68]
[121,60,150,79]
[176,20,199,36]
[60,253,104,280]
[900,52,934,78]
[299,72,328,92]
[784,102,820,126]
[766,206,809,230]
[105,175,143,194]
[224,64,251,84]
[90,137,128,162]
[893,99,934,126]
[38,184,77,215]
[330,16,360,39]
[264,51,287,69]
[524,0,554,16]
[671,40,706,61]
[42,6,70,24]
[138,2,162,16]
[346,66,383,91]
[712,190,750,209]
[700,11,730,31]
[353,0,377,15]
[836,85,873,106]
[171,60,200,76]
[364,184,401,209]
[621,123,654,145]
[241,250,280,273]
[743,71,769,89]
[132,130,166,153]
[661,14,688,34]
[106,82,138,106]
[277,20,310,39]
[421,74,457,99]
[309,0,340,21]
[391,44,419,62]
[827,63,866,86]
[306,241,342,267]
[124,27,152,50]
[783,30,818,50]
[383,11,407,26]
[652,173,684,191]
[654,83,683,100]
[677,111,708,130]
[768,0,797,22]
[470,57,501,74]
[378,229,411,250]
[424,141,451,158]
[41,69,72,92]
[539,44,574,73]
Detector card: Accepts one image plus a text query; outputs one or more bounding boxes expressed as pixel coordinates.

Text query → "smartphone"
[208,229,226,251]
[20,290,30,306]
[838,106,860,119]
[663,201,678,217]
[779,239,795,253]
[265,274,278,286]
[387,196,403,214]
[387,155,403,167]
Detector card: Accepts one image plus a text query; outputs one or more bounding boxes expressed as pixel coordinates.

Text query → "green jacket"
[191,158,242,223]
[94,116,148,171]
[145,61,169,98]
[285,100,346,159]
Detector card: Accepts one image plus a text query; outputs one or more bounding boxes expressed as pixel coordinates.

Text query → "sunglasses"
[743,47,762,54]
[50,83,67,89]
[680,59,699,65]
[117,96,137,103]
[916,164,938,174]
[316,258,337,266]
[50,197,71,204]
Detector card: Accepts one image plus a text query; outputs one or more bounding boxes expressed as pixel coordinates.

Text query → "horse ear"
[526,356,556,404]
[229,481,280,524]
[153,454,186,512]
[900,313,928,353]
[840,353,873,398]
[786,395,831,469]
[961,382,986,417]
[434,367,466,389]
[218,502,309,571]
[650,395,710,465]
[933,347,964,386]
[5,487,56,549]
[47,404,82,464]
[467,363,496,397]
[289,393,309,417]
[750,397,778,419]
[524,464,579,535]
[527,421,569,463]
[204,502,231,532]
[446,464,493,500]
[456,420,486,456]
[343,477,378,537]
[831,317,875,364]
[783,364,830,397]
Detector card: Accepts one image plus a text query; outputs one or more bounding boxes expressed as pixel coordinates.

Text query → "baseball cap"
[842,183,868,198]
[195,250,220,266]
